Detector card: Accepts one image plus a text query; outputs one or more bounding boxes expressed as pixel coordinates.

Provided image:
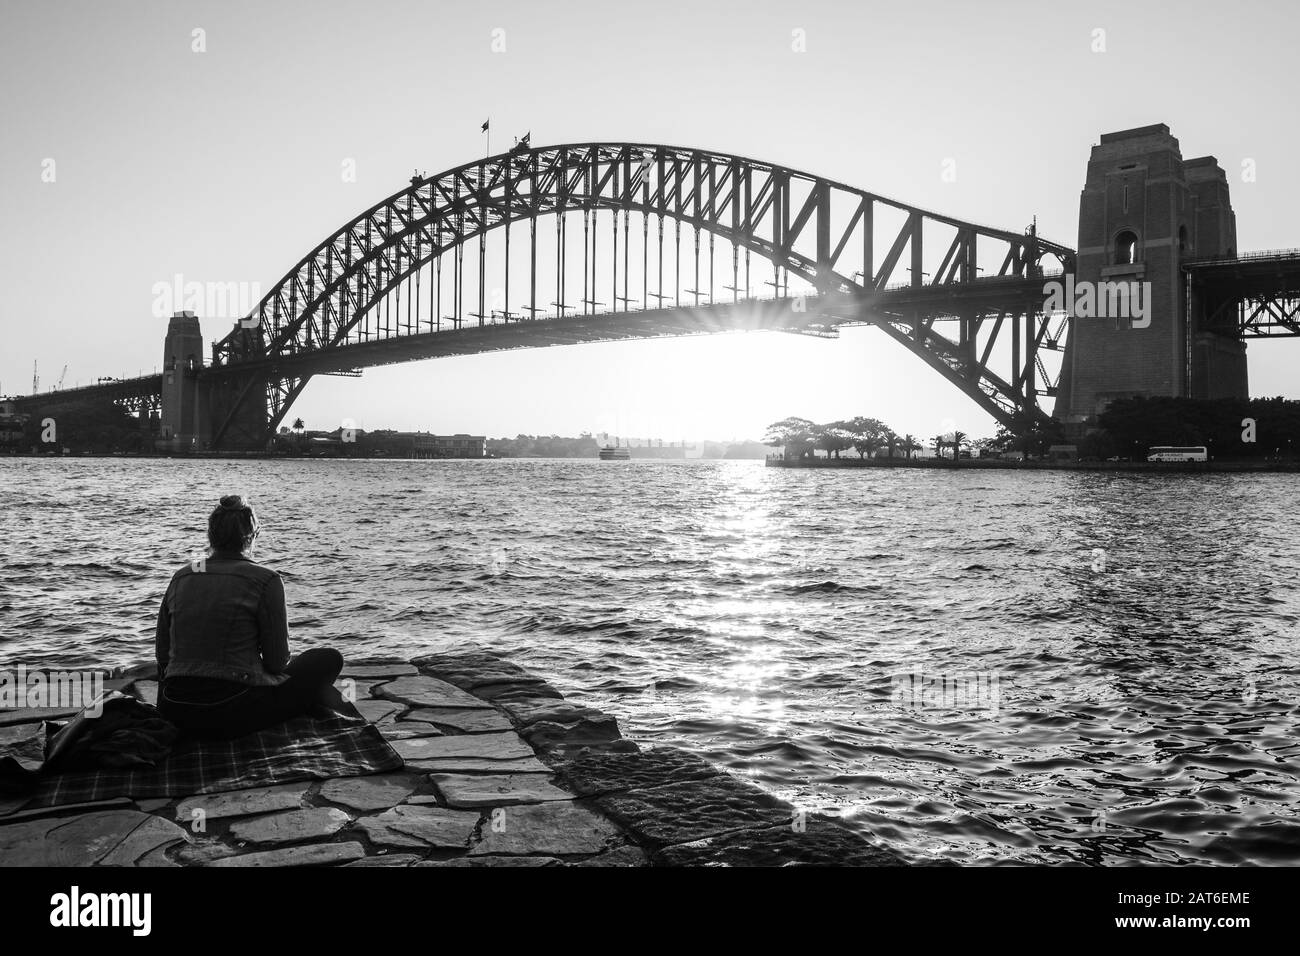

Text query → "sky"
[2,0,1298,443]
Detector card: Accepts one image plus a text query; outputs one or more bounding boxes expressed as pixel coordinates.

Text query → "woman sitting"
[155,495,346,739]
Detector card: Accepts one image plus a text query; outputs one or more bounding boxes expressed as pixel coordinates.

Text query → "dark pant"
[159,648,346,740]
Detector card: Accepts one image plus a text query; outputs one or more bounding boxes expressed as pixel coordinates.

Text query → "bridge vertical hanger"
[477,161,486,327]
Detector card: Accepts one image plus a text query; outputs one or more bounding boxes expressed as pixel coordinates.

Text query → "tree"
[882,428,900,459]
[951,430,969,461]
[931,434,948,459]
[841,416,885,459]
[292,417,305,434]
[900,434,921,459]
[764,417,816,459]
[813,421,853,459]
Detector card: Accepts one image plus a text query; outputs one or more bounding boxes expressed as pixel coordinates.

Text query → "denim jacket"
[155,552,291,687]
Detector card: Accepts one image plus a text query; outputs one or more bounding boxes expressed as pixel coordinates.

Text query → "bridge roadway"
[10,272,1057,409]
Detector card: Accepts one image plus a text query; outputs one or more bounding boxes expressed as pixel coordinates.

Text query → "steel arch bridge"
[13,143,1081,448]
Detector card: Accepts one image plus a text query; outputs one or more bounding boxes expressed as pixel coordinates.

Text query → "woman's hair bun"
[208,495,259,554]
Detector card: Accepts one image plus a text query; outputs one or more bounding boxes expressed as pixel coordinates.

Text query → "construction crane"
[57,365,67,390]
[32,361,38,395]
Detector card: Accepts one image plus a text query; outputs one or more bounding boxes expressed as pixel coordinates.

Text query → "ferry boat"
[598,444,631,461]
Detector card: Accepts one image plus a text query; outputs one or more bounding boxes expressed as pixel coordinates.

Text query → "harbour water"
[2,457,1298,865]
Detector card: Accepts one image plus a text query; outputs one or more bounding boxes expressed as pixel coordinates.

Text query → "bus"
[1147,445,1208,462]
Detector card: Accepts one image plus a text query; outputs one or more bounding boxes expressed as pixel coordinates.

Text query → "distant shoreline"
[765,457,1300,474]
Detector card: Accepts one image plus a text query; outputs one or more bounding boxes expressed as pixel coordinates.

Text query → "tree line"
[765,416,971,460]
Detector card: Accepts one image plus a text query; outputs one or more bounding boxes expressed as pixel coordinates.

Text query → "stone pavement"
[0,649,905,867]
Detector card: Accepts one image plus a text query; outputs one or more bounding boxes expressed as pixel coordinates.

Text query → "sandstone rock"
[555,746,719,796]
[0,809,153,866]
[498,699,611,726]
[652,817,907,866]
[136,843,181,867]
[0,706,79,728]
[344,853,423,867]
[594,777,788,847]
[174,840,243,866]
[469,802,621,857]
[319,774,418,812]
[417,855,559,867]
[0,722,46,771]
[570,846,649,867]
[112,662,159,680]
[207,842,365,867]
[355,805,480,850]
[354,699,403,724]
[130,680,159,706]
[404,756,551,774]
[379,723,442,740]
[228,807,350,845]
[0,798,133,823]
[521,717,623,754]
[340,663,418,679]
[175,784,309,822]
[390,731,533,763]
[335,678,380,700]
[428,773,573,808]
[403,708,513,733]
[474,683,564,705]
[97,816,190,866]
[411,651,545,690]
[135,798,172,814]
[376,676,492,710]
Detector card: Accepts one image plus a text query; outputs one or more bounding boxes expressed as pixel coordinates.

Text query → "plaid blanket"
[3,713,403,811]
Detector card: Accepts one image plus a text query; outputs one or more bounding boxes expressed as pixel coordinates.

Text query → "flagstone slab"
[175,783,309,822]
[135,798,172,814]
[98,815,190,866]
[411,650,548,690]
[355,805,480,850]
[570,846,649,867]
[112,662,159,680]
[131,680,159,706]
[228,807,351,845]
[390,731,533,763]
[335,679,382,699]
[0,809,151,866]
[593,777,789,847]
[0,720,45,749]
[428,773,573,808]
[405,756,552,774]
[379,723,443,740]
[555,746,721,796]
[341,663,419,679]
[376,675,493,710]
[0,797,134,822]
[403,707,513,733]
[175,840,243,865]
[136,843,182,867]
[521,717,624,754]
[474,683,564,705]
[319,774,419,812]
[417,855,559,867]
[469,802,622,857]
[354,699,403,724]
[0,705,79,727]
[207,842,365,867]
[343,853,423,867]
[499,699,612,727]
[652,817,907,867]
